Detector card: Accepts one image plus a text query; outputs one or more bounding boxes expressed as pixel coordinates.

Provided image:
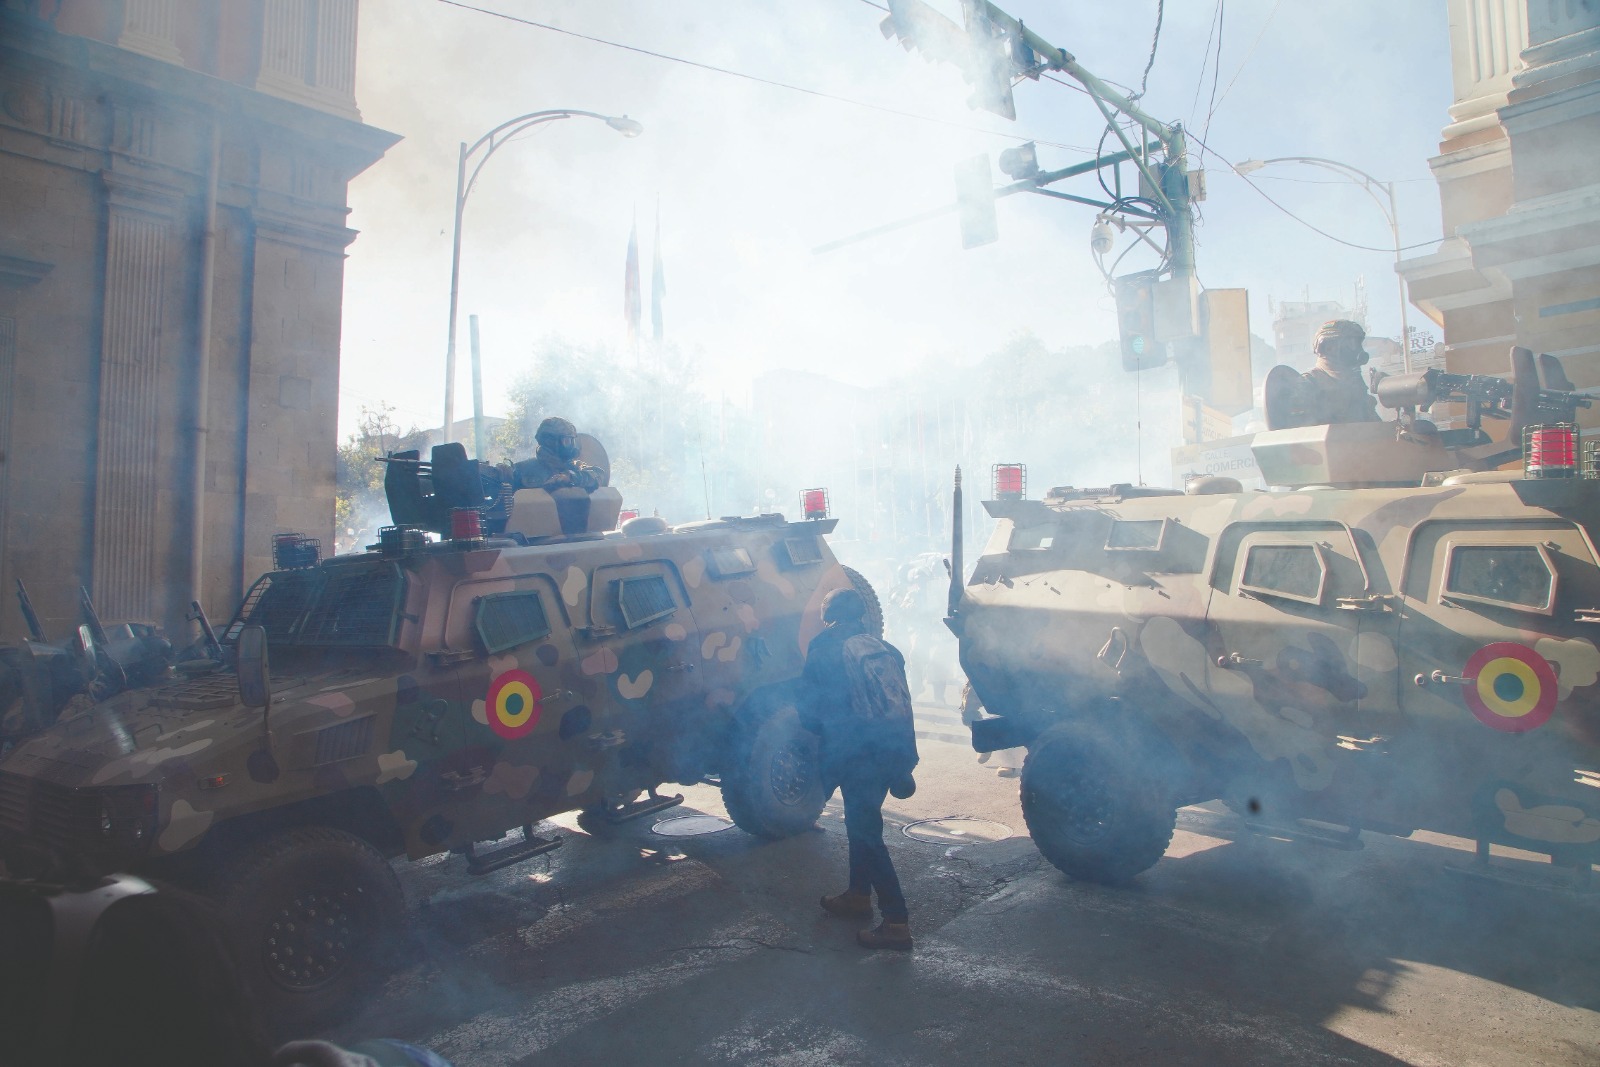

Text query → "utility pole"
[876,0,1201,367]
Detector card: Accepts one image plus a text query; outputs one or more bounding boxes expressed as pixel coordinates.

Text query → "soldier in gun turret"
[1302,319,1379,425]
[511,416,603,492]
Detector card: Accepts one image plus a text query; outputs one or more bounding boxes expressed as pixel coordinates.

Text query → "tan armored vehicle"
[951,349,1600,886]
[0,440,875,1020]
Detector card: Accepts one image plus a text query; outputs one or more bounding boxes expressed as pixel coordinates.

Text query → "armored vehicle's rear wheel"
[841,566,885,638]
[722,700,827,839]
[1020,722,1176,885]
[220,826,405,1028]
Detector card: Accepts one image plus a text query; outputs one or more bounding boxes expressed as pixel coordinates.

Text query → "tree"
[335,404,425,544]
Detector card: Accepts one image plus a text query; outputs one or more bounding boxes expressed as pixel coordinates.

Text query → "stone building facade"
[0,0,397,638]
[1399,0,1600,403]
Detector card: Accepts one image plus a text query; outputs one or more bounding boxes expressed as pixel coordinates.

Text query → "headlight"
[97,784,158,849]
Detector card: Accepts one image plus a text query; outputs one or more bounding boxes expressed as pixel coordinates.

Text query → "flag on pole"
[624,210,641,348]
[651,197,665,343]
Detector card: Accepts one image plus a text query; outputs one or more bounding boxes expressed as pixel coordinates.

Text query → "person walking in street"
[801,586,920,950]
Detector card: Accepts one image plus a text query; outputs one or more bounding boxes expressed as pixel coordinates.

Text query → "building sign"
[1172,432,1264,490]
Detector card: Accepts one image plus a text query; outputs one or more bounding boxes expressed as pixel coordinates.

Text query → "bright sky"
[339,0,1453,439]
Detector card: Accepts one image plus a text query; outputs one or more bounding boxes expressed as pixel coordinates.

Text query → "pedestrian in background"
[801,587,920,950]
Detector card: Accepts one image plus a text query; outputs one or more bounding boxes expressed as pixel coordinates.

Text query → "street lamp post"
[1234,156,1413,374]
[443,109,643,447]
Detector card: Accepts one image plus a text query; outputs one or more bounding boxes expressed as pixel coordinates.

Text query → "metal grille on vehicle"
[617,576,676,629]
[298,565,405,647]
[476,592,551,654]
[0,772,102,851]
[227,570,323,642]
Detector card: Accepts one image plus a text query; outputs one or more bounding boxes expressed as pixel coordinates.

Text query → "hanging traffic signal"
[1115,270,1165,371]
[881,0,1033,121]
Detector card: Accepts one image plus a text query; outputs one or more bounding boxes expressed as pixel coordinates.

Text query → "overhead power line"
[1187,132,1445,254]
[432,0,1094,153]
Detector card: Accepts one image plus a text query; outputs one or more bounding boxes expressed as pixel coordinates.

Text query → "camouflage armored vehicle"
[0,440,875,1020]
[951,349,1600,885]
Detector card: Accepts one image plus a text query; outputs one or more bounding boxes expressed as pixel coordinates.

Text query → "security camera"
[1090,218,1115,256]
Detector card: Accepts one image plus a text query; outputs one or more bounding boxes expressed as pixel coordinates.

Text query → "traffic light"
[881,0,1033,121]
[1115,270,1165,371]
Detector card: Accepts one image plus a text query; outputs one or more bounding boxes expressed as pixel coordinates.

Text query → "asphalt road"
[330,704,1600,1066]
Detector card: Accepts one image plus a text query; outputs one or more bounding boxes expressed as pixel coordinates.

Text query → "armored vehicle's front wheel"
[722,700,827,839]
[1020,722,1176,885]
[220,826,405,1028]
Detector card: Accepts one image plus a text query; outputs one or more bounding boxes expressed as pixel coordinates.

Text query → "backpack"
[841,634,919,776]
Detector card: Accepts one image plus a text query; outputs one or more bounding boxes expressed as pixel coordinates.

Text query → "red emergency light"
[801,488,830,520]
[992,463,1026,499]
[618,509,641,527]
[449,508,484,541]
[1524,424,1578,479]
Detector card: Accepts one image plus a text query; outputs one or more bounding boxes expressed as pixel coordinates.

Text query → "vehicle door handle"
[1336,595,1397,612]
[538,689,573,705]
[1414,670,1470,687]
[1216,653,1263,669]
[665,662,696,673]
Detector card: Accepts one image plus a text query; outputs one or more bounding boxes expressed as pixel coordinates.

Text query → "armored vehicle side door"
[1397,517,1600,850]
[585,561,704,787]
[415,573,584,849]
[1204,520,1402,818]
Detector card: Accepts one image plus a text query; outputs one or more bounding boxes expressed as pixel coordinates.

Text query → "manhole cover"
[652,814,735,837]
[902,817,1012,844]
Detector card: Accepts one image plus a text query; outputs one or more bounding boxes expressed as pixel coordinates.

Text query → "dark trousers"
[841,775,908,923]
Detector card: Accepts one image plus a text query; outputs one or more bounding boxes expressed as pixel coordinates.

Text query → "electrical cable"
[1188,0,1222,128]
[1134,0,1165,102]
[1187,131,1445,253]
[432,0,1093,153]
[855,0,889,11]
[1210,0,1279,116]
[1201,0,1224,143]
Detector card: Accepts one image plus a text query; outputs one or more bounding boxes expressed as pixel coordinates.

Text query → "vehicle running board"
[466,827,563,875]
[1241,818,1365,852]
[601,789,684,824]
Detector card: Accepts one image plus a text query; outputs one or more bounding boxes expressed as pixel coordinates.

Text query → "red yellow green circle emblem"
[486,669,542,740]
[1462,642,1557,733]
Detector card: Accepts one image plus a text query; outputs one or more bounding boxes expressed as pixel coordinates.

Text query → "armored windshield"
[224,562,407,648]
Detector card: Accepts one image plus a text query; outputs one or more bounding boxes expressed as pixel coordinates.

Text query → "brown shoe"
[856,921,913,950]
[820,890,873,918]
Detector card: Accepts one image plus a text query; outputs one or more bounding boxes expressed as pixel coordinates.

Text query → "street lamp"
[443,110,643,447]
[1234,155,1413,373]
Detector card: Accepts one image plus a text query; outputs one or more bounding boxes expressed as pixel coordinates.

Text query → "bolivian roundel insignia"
[1462,642,1557,733]
[486,669,543,740]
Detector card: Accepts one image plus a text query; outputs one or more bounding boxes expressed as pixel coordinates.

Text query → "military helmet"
[535,416,581,462]
[1314,319,1369,366]
[821,587,867,624]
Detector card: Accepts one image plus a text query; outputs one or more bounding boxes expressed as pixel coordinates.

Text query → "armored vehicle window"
[1239,543,1327,605]
[227,570,324,642]
[297,564,406,646]
[1443,544,1556,614]
[708,546,756,578]
[1105,519,1167,551]
[476,591,552,653]
[617,575,677,629]
[781,536,823,567]
[1008,526,1055,550]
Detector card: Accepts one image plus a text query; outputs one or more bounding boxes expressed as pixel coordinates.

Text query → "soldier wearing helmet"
[1302,319,1379,425]
[511,416,602,492]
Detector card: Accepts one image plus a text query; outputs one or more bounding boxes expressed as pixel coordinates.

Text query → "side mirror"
[236,625,271,709]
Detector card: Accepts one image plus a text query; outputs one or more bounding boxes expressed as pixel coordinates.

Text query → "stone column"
[92,181,175,622]
[118,0,185,65]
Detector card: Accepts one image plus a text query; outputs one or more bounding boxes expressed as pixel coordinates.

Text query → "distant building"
[0,1,397,637]
[1399,0,1600,409]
